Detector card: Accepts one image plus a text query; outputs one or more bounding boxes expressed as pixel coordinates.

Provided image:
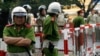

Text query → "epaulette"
[6,24,14,27]
[25,23,32,28]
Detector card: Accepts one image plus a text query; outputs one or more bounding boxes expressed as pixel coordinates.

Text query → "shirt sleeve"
[81,18,85,24]
[25,27,35,43]
[3,27,10,37]
[87,16,90,23]
[43,17,52,35]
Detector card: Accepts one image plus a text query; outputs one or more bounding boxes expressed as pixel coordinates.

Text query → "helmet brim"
[13,12,27,17]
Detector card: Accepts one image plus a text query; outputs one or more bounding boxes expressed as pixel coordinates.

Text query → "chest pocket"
[8,28,27,37]
[16,30,26,37]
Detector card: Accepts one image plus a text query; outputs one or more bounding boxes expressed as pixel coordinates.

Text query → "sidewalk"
[33,49,64,56]
[33,49,75,56]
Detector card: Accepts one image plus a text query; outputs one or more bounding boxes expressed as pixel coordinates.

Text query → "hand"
[18,37,24,40]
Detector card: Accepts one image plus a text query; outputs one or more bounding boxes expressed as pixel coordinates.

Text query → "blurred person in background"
[87,9,98,24]
[86,9,98,35]
[23,4,36,26]
[94,10,100,42]
[36,5,47,32]
[73,9,85,28]
[72,9,85,56]
[37,5,47,20]
[56,10,66,29]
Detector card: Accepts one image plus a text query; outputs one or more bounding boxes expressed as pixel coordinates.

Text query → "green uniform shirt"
[73,16,85,27]
[3,24,35,53]
[43,15,60,41]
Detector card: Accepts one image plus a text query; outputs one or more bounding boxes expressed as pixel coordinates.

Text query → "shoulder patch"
[6,24,14,27]
[25,24,32,28]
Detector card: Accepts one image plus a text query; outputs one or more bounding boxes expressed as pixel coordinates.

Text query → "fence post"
[62,29,69,56]
[91,24,96,56]
[80,25,85,56]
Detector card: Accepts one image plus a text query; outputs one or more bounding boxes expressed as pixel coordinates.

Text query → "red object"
[0,50,6,56]
[64,40,68,55]
[69,28,74,45]
[35,33,42,37]
[79,27,84,46]
[88,48,91,51]
[69,23,74,28]
[96,46,100,49]
[85,24,92,28]
[96,23,100,26]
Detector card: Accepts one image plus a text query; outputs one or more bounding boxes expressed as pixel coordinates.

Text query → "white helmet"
[47,2,61,14]
[38,5,46,11]
[23,4,32,10]
[11,6,27,23]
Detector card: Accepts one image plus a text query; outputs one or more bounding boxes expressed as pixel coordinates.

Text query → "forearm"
[3,37,23,44]
[15,38,32,46]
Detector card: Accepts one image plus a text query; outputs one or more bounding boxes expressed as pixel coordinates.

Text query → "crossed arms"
[3,36,32,47]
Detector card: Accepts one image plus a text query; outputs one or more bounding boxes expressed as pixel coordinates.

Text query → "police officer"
[3,6,35,56]
[56,10,66,29]
[42,2,61,56]
[36,5,47,32]
[23,4,36,26]
[37,5,46,19]
[73,10,85,27]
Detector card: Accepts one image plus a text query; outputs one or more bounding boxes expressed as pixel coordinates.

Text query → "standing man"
[87,9,98,24]
[36,5,47,32]
[37,5,46,20]
[72,9,85,56]
[42,2,61,56]
[86,9,98,35]
[73,10,85,27]
[3,6,35,56]
[23,4,36,26]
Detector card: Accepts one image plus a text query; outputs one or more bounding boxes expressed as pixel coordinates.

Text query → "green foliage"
[4,0,16,2]
[0,0,99,18]
[58,0,70,5]
[0,0,18,11]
